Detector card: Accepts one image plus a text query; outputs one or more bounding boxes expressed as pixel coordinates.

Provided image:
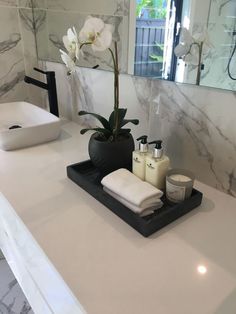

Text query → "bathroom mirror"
[32,0,236,91]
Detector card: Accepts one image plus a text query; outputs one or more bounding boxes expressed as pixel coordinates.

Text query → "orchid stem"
[187,42,203,86]
[196,42,203,86]
[109,42,119,140]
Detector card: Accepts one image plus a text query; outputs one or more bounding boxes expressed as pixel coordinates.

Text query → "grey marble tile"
[149,79,236,196]
[0,7,29,103]
[0,0,16,6]
[132,75,152,121]
[18,0,46,8]
[0,259,33,313]
[18,8,45,105]
[123,0,130,16]
[47,0,124,16]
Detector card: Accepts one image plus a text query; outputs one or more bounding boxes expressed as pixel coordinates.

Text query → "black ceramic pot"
[88,132,134,174]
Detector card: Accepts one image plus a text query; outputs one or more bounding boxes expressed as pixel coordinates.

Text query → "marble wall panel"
[148,79,236,197]
[19,7,45,105]
[18,0,46,8]
[0,1,45,107]
[0,6,28,102]
[46,0,124,16]
[0,0,16,6]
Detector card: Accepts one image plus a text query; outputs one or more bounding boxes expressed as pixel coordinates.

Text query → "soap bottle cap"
[149,140,163,158]
[137,135,148,153]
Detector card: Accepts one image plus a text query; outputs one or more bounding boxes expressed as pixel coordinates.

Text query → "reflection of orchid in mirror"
[174,27,212,85]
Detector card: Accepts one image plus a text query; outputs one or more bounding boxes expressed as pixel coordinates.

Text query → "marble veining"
[0,259,33,314]
[0,6,26,103]
[132,76,152,121]
[123,0,130,16]
[0,3,42,106]
[0,69,25,98]
[0,33,21,54]
[148,79,236,196]
[18,0,46,9]
[68,69,95,126]
[19,8,46,34]
[0,0,16,6]
[46,0,125,16]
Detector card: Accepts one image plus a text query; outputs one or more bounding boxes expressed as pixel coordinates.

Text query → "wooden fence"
[135,18,166,77]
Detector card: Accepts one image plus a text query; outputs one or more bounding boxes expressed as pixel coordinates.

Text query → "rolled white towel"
[101,168,163,208]
[103,187,163,216]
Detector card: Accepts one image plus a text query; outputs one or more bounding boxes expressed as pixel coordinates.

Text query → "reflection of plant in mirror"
[59,16,139,142]
[136,0,167,19]
[174,28,212,85]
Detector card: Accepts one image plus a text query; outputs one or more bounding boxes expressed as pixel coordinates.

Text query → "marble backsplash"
[0,0,42,106]
[44,61,236,197]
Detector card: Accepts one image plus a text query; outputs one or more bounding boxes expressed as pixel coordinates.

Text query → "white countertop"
[0,121,236,314]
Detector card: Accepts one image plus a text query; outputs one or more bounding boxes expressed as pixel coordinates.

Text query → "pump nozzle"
[149,140,163,158]
[149,140,162,148]
[137,135,148,153]
[137,135,148,144]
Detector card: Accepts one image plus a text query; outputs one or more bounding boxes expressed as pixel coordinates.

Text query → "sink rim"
[0,101,61,134]
[0,101,61,151]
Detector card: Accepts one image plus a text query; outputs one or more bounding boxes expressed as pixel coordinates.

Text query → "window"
[134,0,183,79]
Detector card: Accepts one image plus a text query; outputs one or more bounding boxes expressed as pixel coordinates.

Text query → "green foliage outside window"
[149,42,164,62]
[136,0,167,19]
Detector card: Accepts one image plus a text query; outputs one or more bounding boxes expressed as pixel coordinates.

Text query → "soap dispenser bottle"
[145,140,170,189]
[132,135,149,180]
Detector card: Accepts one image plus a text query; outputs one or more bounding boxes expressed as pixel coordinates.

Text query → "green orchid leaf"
[80,127,112,136]
[121,119,139,127]
[109,108,127,130]
[78,111,111,131]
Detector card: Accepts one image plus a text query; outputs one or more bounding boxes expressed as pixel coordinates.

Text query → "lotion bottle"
[145,140,170,189]
[132,135,149,180]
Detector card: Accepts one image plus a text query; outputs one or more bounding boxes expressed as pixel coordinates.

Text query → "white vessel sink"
[0,102,61,151]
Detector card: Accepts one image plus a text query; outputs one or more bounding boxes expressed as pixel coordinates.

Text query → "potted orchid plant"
[60,16,139,173]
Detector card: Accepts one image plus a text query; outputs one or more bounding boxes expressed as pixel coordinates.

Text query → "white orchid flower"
[79,16,113,52]
[63,27,80,60]
[193,29,212,55]
[174,27,212,65]
[60,49,76,74]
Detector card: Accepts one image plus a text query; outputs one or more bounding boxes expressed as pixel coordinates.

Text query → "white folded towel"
[101,168,163,209]
[103,187,163,216]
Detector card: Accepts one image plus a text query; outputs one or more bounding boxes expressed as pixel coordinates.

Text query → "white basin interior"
[0,102,61,151]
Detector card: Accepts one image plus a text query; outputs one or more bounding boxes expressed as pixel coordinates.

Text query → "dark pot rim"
[90,132,133,145]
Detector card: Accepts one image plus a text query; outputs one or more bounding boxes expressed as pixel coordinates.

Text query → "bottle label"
[133,157,141,163]
[166,181,186,203]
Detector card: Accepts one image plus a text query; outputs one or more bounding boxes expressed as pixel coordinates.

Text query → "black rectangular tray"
[67,160,203,237]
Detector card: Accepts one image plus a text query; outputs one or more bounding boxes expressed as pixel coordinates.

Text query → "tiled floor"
[0,253,33,314]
